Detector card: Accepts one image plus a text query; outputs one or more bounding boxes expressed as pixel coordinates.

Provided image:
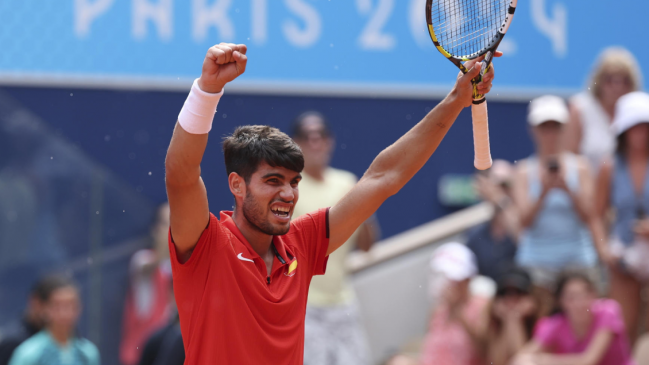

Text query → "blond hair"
[588,47,643,98]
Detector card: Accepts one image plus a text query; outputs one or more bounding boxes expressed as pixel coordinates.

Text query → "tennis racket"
[426,0,517,170]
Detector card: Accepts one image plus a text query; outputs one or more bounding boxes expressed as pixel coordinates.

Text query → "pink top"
[534,299,635,365]
[420,296,488,365]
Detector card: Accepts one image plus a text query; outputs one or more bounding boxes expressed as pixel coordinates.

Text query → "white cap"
[611,91,649,136]
[527,95,569,126]
[430,242,477,281]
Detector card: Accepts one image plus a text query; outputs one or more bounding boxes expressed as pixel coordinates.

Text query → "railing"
[347,202,494,364]
[348,202,494,273]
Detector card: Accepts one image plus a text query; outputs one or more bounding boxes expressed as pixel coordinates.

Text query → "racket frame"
[425,0,518,100]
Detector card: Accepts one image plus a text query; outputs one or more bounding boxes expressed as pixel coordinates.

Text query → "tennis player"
[165,43,496,364]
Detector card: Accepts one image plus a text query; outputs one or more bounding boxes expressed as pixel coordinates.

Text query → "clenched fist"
[198,43,248,94]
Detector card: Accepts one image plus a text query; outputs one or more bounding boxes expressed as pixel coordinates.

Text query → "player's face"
[45,287,81,333]
[242,163,301,236]
[294,117,334,172]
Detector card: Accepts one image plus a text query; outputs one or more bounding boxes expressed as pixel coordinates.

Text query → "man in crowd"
[8,276,99,365]
[291,111,380,365]
[165,42,497,363]
[0,278,55,365]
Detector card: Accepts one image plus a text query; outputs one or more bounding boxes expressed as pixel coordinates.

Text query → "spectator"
[420,242,489,365]
[137,316,183,365]
[565,47,642,172]
[513,271,634,365]
[482,267,539,365]
[290,111,379,365]
[595,91,649,343]
[8,276,99,365]
[467,159,520,281]
[513,95,604,315]
[138,278,183,365]
[0,277,59,365]
[120,203,172,365]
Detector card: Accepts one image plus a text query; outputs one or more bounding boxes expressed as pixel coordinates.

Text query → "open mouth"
[271,206,291,219]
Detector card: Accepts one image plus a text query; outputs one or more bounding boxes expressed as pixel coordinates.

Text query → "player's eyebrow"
[262,173,286,180]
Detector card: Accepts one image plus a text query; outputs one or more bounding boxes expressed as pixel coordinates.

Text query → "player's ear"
[228,172,246,199]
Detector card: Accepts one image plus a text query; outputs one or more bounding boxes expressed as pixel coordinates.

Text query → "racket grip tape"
[471,99,493,170]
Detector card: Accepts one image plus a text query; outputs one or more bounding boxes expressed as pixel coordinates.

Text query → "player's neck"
[231,209,273,258]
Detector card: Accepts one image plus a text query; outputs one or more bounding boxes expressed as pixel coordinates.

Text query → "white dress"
[570,91,616,172]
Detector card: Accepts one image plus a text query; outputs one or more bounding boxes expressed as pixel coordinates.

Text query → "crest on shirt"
[285,259,298,277]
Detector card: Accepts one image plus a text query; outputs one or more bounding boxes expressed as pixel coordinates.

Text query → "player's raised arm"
[165,43,247,262]
[327,59,495,255]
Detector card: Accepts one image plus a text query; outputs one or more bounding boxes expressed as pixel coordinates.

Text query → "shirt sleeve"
[7,342,37,365]
[594,299,625,334]
[168,213,220,272]
[533,317,560,349]
[168,213,220,323]
[291,208,330,276]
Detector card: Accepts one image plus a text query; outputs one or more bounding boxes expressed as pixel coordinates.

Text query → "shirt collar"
[219,211,293,265]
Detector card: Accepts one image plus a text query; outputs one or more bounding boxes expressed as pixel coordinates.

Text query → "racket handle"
[471,99,492,170]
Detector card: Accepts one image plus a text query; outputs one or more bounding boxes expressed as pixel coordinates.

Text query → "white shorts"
[610,237,649,281]
[304,303,371,365]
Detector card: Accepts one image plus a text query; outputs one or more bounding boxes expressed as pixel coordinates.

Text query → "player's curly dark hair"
[222,125,304,183]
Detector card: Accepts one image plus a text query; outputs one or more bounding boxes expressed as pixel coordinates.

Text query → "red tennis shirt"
[168,208,330,364]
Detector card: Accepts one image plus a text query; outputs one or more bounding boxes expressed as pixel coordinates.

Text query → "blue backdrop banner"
[0,0,646,95]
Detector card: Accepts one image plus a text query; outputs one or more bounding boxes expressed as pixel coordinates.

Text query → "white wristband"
[177,79,224,134]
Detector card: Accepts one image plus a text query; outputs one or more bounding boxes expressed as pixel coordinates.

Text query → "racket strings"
[430,0,508,58]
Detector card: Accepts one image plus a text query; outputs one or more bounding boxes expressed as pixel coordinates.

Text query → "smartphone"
[547,158,559,174]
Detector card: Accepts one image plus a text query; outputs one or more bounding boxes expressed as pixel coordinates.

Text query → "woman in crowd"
[9,276,100,365]
[513,271,634,365]
[565,47,642,173]
[420,243,490,365]
[513,95,604,315]
[595,91,649,344]
[481,267,539,365]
